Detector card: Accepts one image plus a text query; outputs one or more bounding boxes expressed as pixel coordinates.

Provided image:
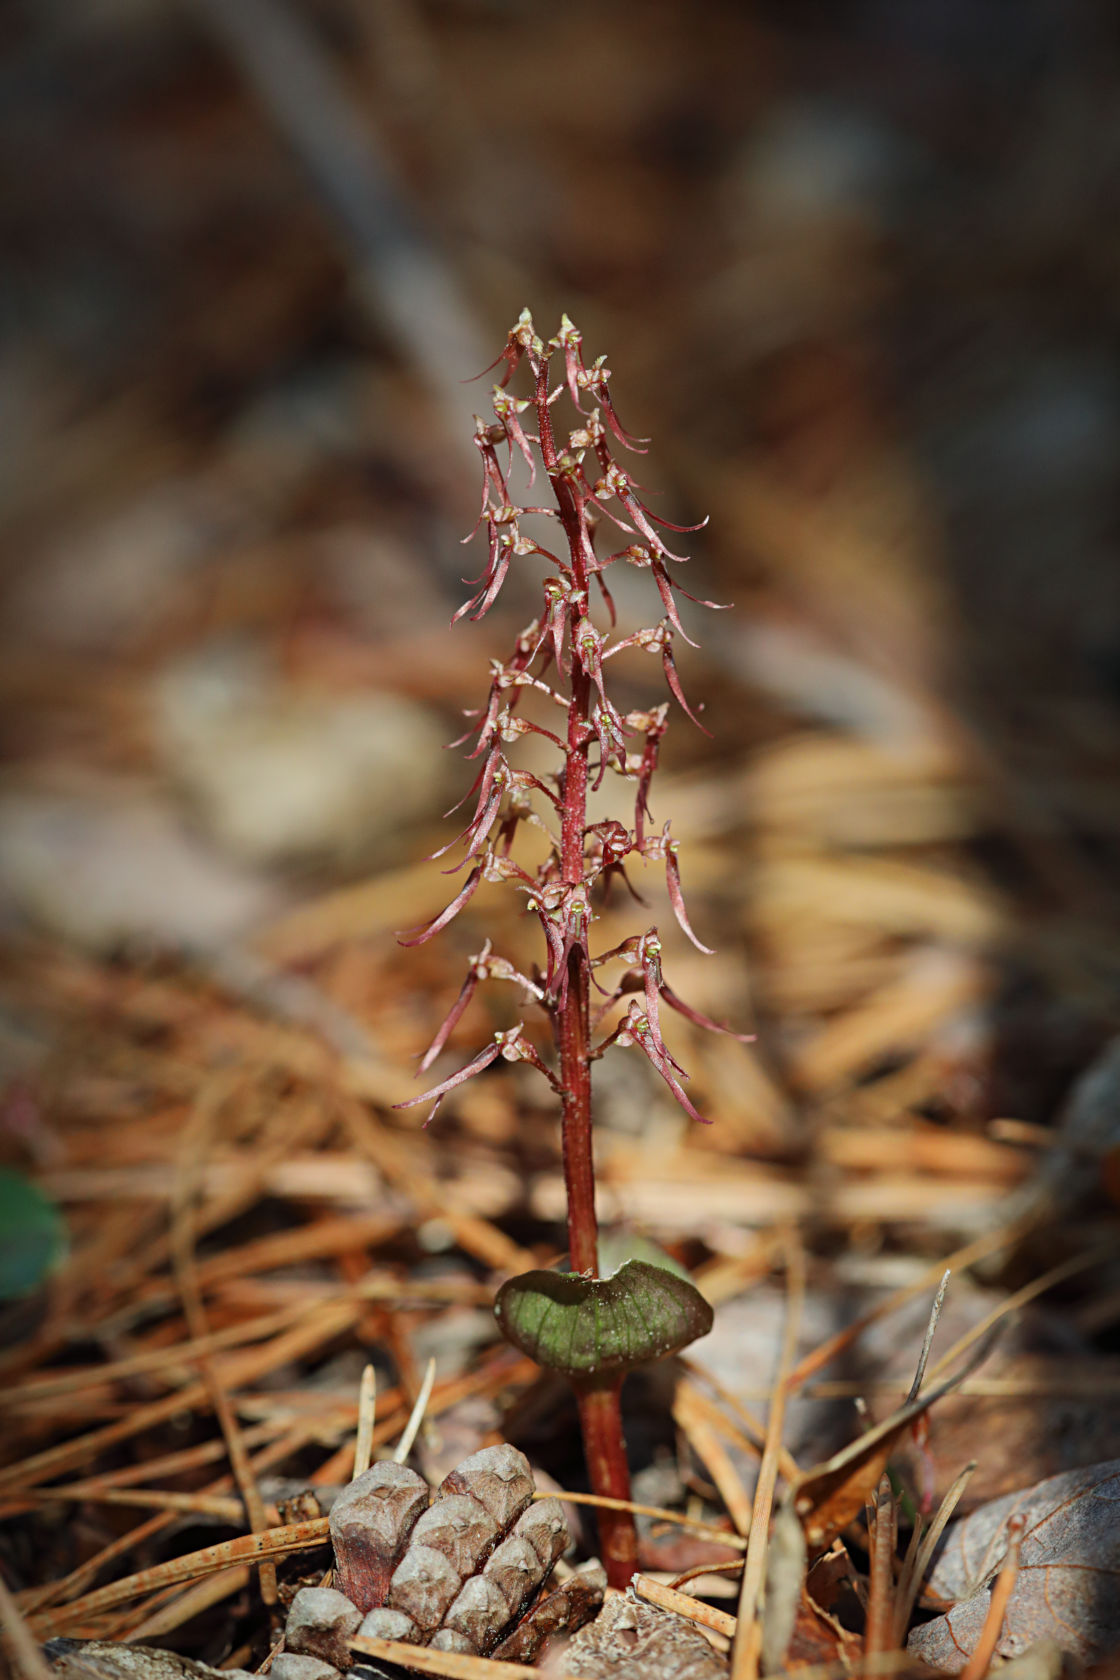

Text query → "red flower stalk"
[396,311,749,1586]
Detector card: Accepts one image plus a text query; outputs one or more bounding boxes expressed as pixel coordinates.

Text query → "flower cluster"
[397,311,749,1129]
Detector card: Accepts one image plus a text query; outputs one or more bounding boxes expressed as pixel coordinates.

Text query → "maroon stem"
[536,359,637,1587]
[575,1380,638,1588]
[536,359,599,1281]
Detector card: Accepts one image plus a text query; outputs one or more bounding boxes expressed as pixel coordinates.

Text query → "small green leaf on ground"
[0,1167,66,1299]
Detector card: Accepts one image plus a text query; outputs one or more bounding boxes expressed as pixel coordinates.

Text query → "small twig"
[351,1634,573,1678]
[0,1570,55,1680]
[672,1380,754,1536]
[957,1515,1026,1680]
[353,1363,377,1478]
[28,1518,330,1638]
[906,1269,950,1401]
[863,1474,897,1656]
[893,1460,975,1644]
[668,1558,745,1591]
[538,1488,744,1550]
[633,1573,737,1639]
[731,1233,807,1680]
[925,1243,1112,1385]
[393,1356,436,1463]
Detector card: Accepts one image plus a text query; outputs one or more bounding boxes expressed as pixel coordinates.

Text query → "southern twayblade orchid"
[395,313,751,1588]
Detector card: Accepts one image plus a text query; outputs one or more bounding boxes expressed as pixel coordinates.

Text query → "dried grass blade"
[893,1459,975,1645]
[350,1634,567,1678]
[0,1302,361,1496]
[957,1515,1026,1680]
[119,1566,251,1642]
[672,1379,754,1536]
[731,1234,806,1680]
[393,1356,436,1463]
[924,1242,1113,1385]
[0,1571,55,1680]
[906,1268,950,1401]
[28,1517,330,1638]
[633,1573,737,1640]
[353,1363,377,1478]
[864,1474,897,1657]
[535,1488,744,1551]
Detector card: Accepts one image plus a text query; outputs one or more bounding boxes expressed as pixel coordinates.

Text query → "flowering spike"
[399,313,751,1586]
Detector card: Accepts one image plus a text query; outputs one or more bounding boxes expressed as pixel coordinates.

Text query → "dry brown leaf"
[907,1458,1120,1668]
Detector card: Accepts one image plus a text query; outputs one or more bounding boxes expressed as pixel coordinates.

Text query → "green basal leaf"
[0,1168,67,1300]
[495,1259,713,1380]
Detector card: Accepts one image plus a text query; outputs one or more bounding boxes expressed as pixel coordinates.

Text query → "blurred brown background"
[5,4,1120,1655]
[2,0,1120,1197]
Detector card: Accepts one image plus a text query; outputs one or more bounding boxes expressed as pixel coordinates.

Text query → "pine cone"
[284,1444,601,1674]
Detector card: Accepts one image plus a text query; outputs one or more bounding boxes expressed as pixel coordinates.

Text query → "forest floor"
[2,3,1120,1675]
